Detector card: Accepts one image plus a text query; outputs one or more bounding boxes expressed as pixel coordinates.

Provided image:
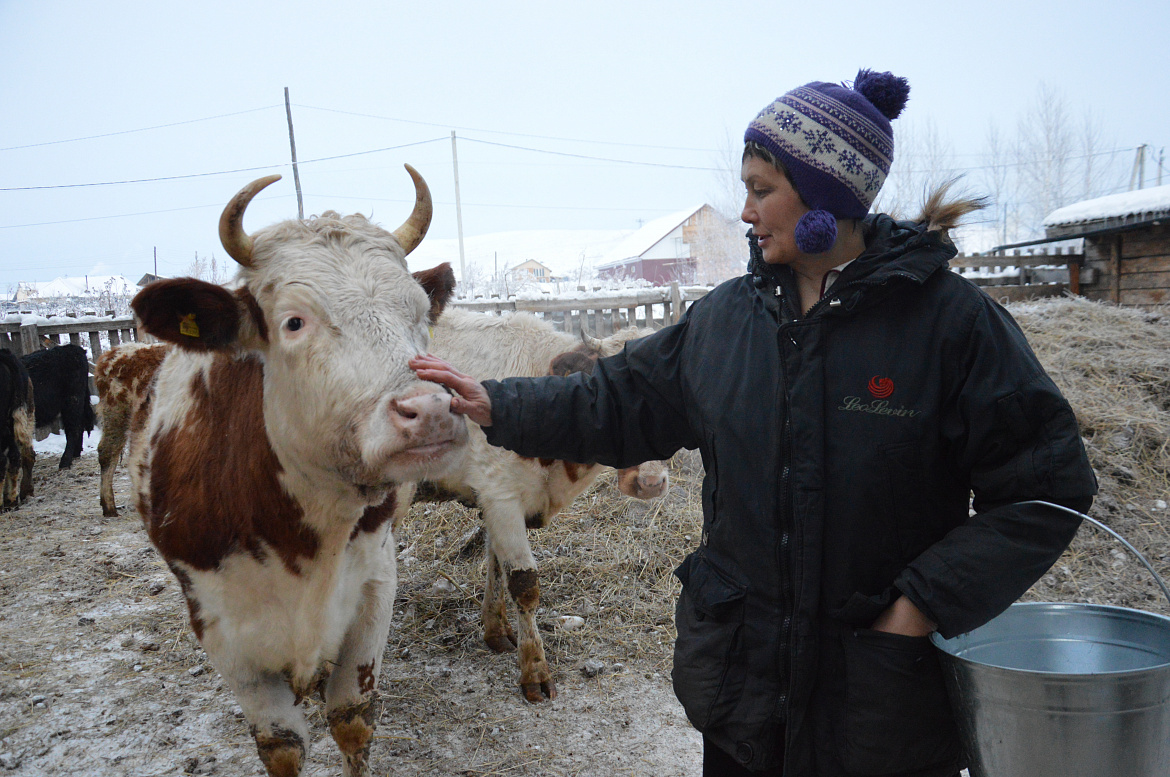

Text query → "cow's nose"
[638,472,668,497]
[388,391,458,441]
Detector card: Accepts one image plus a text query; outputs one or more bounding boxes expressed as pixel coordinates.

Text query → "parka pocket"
[838,629,961,775]
[671,552,748,729]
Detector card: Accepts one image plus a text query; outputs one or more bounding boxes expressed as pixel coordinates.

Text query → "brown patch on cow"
[562,461,585,483]
[132,278,242,351]
[328,699,376,773]
[507,568,540,611]
[548,348,597,377]
[351,489,397,541]
[412,263,456,323]
[169,565,206,640]
[412,480,477,508]
[357,661,376,695]
[538,458,556,468]
[235,286,269,344]
[252,725,306,777]
[146,354,320,573]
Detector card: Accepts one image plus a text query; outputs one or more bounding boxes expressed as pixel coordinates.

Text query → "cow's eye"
[286,317,304,332]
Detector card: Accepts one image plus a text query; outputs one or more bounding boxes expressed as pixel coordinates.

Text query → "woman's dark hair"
[742,141,805,204]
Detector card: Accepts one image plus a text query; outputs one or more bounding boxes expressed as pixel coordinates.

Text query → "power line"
[293,103,716,154]
[0,105,283,152]
[459,137,722,171]
[0,138,448,191]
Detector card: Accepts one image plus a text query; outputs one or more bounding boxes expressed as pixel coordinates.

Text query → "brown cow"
[123,168,468,777]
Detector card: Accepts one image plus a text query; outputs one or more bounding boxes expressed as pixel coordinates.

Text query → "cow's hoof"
[102,505,119,518]
[521,679,556,703]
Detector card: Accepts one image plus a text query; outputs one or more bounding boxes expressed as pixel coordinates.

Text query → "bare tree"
[187,253,229,284]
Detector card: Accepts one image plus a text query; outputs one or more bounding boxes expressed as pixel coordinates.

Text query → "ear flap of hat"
[794,210,837,254]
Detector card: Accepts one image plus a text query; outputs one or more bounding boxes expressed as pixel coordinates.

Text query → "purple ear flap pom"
[794,210,837,254]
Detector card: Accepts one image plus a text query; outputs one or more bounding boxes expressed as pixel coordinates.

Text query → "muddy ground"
[0,443,701,777]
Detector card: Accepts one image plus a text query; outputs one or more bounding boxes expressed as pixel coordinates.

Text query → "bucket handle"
[1019,500,1170,606]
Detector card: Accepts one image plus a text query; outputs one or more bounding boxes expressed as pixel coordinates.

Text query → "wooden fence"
[452,281,706,335]
[949,247,1092,303]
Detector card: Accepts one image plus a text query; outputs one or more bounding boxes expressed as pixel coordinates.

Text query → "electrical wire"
[0,106,283,152]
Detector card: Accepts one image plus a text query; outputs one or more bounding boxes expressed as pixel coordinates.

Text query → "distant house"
[137,273,163,287]
[511,259,555,283]
[595,205,742,285]
[1044,185,1170,308]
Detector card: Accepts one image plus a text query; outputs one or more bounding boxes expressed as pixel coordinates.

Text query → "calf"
[125,168,468,777]
[20,343,96,469]
[1,350,35,510]
[415,309,669,702]
[94,341,169,517]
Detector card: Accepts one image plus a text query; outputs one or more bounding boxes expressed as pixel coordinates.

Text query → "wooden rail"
[452,281,706,334]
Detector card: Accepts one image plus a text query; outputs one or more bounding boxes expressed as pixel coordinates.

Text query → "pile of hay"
[391,295,1170,683]
[1010,296,1170,614]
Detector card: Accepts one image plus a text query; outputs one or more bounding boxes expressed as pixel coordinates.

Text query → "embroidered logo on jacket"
[867,375,894,398]
[839,376,921,418]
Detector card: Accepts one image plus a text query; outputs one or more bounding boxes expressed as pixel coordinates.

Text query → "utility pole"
[1130,144,1148,191]
[451,131,466,285]
[154,246,157,277]
[1159,148,1165,187]
[285,87,304,219]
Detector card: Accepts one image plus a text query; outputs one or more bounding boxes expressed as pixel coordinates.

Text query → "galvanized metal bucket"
[931,503,1170,777]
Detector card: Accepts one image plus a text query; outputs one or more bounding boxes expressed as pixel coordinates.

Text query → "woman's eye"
[286,317,304,332]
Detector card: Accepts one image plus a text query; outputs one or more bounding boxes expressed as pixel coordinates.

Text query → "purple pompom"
[853,69,910,120]
[794,210,837,254]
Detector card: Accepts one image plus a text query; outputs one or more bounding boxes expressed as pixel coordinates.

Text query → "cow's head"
[546,328,670,501]
[132,166,467,494]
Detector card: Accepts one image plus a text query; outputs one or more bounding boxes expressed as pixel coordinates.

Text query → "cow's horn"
[219,175,282,268]
[579,327,604,352]
[391,164,433,256]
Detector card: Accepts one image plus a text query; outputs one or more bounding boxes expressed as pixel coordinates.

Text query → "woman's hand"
[410,354,493,427]
[870,595,937,637]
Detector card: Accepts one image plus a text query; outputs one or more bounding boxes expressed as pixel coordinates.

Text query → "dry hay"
[1007,295,1170,614]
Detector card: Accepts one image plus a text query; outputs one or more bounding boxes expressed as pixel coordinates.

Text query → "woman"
[411,70,1097,777]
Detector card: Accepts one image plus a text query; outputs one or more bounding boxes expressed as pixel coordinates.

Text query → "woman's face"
[740,155,810,266]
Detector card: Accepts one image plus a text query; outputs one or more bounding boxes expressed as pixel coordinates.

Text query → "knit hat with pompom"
[744,69,909,254]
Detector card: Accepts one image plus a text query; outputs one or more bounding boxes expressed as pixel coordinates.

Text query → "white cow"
[415,309,669,702]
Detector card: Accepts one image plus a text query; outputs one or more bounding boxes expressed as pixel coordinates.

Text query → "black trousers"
[701,735,961,777]
[702,735,783,777]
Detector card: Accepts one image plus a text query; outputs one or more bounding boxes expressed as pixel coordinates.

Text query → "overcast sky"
[2,0,1166,291]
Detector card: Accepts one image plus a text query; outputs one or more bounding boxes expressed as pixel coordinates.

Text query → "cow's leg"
[14,406,34,502]
[482,542,518,652]
[324,536,398,777]
[97,404,129,516]
[2,445,18,510]
[482,501,555,702]
[220,671,309,777]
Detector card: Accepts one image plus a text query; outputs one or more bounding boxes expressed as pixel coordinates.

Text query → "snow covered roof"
[598,205,705,267]
[1044,185,1170,236]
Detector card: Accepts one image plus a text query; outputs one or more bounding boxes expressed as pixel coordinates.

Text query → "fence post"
[670,282,683,324]
[19,322,39,355]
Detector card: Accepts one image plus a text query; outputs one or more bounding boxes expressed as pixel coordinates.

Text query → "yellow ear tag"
[179,313,201,338]
[428,325,434,340]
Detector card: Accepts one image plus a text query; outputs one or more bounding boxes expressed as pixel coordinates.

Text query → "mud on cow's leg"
[508,566,556,702]
[97,406,128,517]
[324,544,398,777]
[225,674,309,777]
[482,546,518,652]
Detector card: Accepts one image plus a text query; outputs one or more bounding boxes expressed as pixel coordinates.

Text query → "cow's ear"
[412,262,456,324]
[132,278,243,351]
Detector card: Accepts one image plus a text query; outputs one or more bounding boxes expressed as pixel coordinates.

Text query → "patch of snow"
[1044,185,1170,227]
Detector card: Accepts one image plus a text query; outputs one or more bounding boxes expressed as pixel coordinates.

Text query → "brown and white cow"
[94,341,169,517]
[124,168,468,777]
[414,309,669,703]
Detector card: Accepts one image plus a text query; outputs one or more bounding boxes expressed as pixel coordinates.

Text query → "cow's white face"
[245,222,466,493]
[132,169,467,505]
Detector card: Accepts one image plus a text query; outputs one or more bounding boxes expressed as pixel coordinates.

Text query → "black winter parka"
[481,215,1097,776]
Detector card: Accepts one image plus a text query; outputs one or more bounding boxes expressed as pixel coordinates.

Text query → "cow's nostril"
[389,399,419,420]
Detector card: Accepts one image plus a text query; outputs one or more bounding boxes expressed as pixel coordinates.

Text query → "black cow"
[1,350,35,509]
[21,344,96,469]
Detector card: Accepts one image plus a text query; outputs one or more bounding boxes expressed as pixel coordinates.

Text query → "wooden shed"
[1044,185,1170,308]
